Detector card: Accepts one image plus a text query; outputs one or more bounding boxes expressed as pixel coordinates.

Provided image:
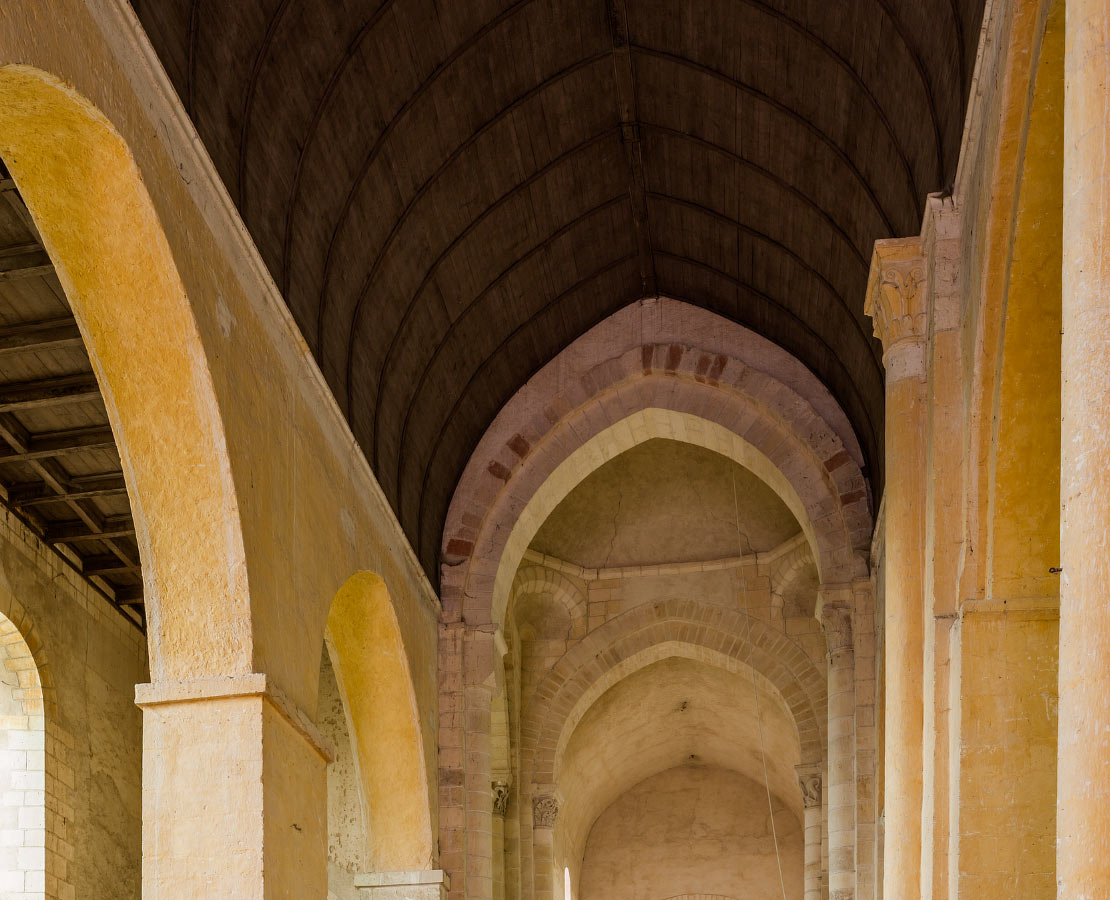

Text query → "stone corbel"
[816,584,854,655]
[795,764,823,809]
[821,604,853,656]
[492,779,511,817]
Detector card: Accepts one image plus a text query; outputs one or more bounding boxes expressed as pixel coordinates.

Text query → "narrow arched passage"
[326,571,435,874]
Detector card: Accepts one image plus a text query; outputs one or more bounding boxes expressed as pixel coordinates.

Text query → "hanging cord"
[733,469,789,900]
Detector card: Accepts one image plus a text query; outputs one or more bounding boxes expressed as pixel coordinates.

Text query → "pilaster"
[136,674,332,900]
[1058,0,1110,893]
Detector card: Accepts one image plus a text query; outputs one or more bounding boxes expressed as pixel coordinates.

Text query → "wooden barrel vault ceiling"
[132,0,984,580]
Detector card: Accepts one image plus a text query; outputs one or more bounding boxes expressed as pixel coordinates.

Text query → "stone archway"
[326,571,435,874]
[0,64,250,682]
[442,300,872,634]
[438,299,871,900]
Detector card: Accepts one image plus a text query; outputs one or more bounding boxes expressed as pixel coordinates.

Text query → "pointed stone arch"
[442,299,873,633]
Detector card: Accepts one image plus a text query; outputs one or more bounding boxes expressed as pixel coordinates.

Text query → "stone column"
[1059,0,1110,892]
[531,794,559,900]
[136,675,331,900]
[356,870,450,900]
[821,590,856,900]
[865,239,927,900]
[796,766,824,900]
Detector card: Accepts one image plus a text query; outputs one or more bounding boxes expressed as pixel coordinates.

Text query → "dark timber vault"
[133,0,985,580]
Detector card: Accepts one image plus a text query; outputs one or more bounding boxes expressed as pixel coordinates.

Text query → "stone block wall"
[0,507,146,899]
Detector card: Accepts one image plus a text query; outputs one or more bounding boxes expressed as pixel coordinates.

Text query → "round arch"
[511,565,588,641]
[0,65,250,681]
[520,599,827,783]
[326,571,435,871]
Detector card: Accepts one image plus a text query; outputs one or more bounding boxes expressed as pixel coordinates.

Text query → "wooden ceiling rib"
[134,0,985,581]
[0,166,144,630]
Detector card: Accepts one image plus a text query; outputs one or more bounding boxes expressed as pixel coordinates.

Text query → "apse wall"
[579,765,804,900]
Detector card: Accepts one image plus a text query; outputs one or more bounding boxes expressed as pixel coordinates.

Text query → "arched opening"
[489,407,837,629]
[498,437,825,900]
[324,571,434,885]
[0,612,44,897]
[0,64,249,680]
[318,640,370,900]
[566,658,804,900]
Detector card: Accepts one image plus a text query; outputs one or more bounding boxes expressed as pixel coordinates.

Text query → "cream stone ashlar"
[355,870,450,900]
[1059,0,1110,892]
[796,765,824,900]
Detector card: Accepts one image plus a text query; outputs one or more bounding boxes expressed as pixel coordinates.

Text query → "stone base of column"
[355,870,450,900]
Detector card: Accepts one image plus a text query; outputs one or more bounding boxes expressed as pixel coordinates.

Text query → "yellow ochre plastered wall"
[0,1,443,895]
[953,1,1061,896]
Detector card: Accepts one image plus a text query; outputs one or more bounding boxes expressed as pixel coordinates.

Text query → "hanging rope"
[732,468,789,900]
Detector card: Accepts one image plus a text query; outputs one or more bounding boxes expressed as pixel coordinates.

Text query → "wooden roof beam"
[7,474,129,507]
[0,373,101,412]
[0,317,83,356]
[0,243,53,281]
[45,514,135,543]
[81,553,140,576]
[0,425,115,464]
[0,176,43,240]
[112,583,145,605]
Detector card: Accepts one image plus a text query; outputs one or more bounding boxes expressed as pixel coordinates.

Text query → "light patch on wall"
[0,614,44,897]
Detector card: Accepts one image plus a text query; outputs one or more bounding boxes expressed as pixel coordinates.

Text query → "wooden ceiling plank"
[0,175,45,242]
[607,0,656,297]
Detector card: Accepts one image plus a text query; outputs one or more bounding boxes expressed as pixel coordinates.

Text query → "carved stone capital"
[532,795,559,829]
[795,766,822,809]
[820,604,853,655]
[492,780,510,817]
[865,237,927,355]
